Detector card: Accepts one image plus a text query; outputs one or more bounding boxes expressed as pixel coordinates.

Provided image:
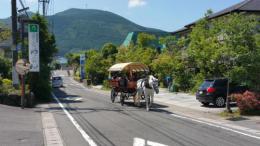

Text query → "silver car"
[52,76,63,88]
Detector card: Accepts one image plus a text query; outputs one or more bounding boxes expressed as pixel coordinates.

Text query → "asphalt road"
[50,71,260,146]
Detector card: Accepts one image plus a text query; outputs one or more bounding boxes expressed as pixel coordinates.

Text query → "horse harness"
[141,77,153,89]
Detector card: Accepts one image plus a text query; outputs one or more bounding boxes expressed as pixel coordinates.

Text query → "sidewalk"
[155,88,260,135]
[156,88,233,113]
[0,104,44,146]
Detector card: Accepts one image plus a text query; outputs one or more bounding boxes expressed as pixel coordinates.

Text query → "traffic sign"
[80,54,85,80]
[15,59,30,75]
[28,24,39,72]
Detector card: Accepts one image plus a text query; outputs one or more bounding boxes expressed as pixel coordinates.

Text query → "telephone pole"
[39,0,50,16]
[11,0,19,86]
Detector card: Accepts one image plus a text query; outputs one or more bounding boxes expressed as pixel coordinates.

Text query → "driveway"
[156,88,237,113]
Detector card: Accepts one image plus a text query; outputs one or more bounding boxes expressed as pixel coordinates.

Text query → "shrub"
[102,79,110,90]
[233,91,260,114]
[0,77,2,93]
[0,78,17,95]
[2,78,12,86]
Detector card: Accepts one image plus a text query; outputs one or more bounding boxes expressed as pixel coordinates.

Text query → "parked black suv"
[196,78,248,107]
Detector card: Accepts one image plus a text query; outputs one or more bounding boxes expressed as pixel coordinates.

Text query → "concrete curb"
[40,104,64,146]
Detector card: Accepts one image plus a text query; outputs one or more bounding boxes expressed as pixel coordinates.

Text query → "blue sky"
[1,0,243,32]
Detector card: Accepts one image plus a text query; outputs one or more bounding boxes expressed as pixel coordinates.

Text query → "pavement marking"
[133,138,145,146]
[133,138,168,146]
[41,105,64,146]
[52,93,98,146]
[64,97,83,101]
[147,140,168,146]
[170,113,260,140]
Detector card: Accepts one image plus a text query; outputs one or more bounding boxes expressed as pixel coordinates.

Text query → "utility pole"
[11,0,19,87]
[39,0,50,16]
[226,78,232,113]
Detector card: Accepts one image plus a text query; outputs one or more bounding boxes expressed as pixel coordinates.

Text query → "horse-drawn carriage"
[108,62,159,111]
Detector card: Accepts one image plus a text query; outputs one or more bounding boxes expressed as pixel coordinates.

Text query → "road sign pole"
[15,59,30,109]
[21,75,25,109]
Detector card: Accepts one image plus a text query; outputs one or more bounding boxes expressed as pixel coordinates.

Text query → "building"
[171,0,260,37]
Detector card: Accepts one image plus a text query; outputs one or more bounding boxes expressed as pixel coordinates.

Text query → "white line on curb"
[170,113,260,140]
[52,93,97,146]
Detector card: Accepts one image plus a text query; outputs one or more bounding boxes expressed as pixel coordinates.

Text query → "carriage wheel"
[111,88,117,103]
[120,93,125,106]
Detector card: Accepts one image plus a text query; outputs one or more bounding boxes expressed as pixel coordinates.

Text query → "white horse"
[134,75,159,111]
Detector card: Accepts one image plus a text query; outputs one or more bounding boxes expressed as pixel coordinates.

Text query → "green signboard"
[29,24,38,32]
[28,24,39,72]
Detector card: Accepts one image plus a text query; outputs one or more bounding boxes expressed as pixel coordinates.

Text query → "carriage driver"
[119,74,128,91]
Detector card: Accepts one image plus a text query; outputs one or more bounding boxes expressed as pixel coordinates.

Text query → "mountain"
[1,9,167,55]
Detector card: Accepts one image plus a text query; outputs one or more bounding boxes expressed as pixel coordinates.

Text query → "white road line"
[133,138,168,146]
[170,113,260,140]
[133,138,145,146]
[52,93,97,146]
[147,140,168,146]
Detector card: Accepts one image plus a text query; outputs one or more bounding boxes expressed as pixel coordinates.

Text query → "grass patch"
[219,110,241,118]
[101,86,111,91]
[219,109,260,120]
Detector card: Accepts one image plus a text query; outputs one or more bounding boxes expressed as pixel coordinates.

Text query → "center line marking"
[52,93,97,146]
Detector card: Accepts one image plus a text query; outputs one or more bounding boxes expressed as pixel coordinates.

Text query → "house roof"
[207,0,260,19]
[171,27,189,35]
[185,0,260,28]
[171,0,260,35]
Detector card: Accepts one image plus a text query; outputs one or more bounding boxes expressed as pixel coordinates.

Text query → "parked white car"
[52,76,63,88]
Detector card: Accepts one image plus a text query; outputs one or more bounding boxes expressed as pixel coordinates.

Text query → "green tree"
[101,43,118,59]
[188,13,260,90]
[0,23,11,42]
[0,24,11,78]
[85,49,105,84]
[28,14,58,101]
[0,57,11,78]
[159,36,178,55]
[65,52,80,74]
[137,33,157,49]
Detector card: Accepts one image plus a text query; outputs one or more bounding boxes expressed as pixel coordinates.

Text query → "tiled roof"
[185,0,260,27]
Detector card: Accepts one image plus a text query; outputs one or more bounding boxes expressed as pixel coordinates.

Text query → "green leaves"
[188,13,260,90]
[28,14,58,101]
[0,56,11,78]
[0,23,11,42]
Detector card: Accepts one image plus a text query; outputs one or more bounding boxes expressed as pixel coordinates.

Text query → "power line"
[18,0,29,17]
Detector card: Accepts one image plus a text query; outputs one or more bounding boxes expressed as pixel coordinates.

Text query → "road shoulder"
[39,104,64,146]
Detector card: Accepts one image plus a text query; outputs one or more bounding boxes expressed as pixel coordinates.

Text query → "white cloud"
[128,0,147,8]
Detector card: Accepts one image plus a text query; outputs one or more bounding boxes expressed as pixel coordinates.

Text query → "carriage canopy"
[108,62,149,72]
